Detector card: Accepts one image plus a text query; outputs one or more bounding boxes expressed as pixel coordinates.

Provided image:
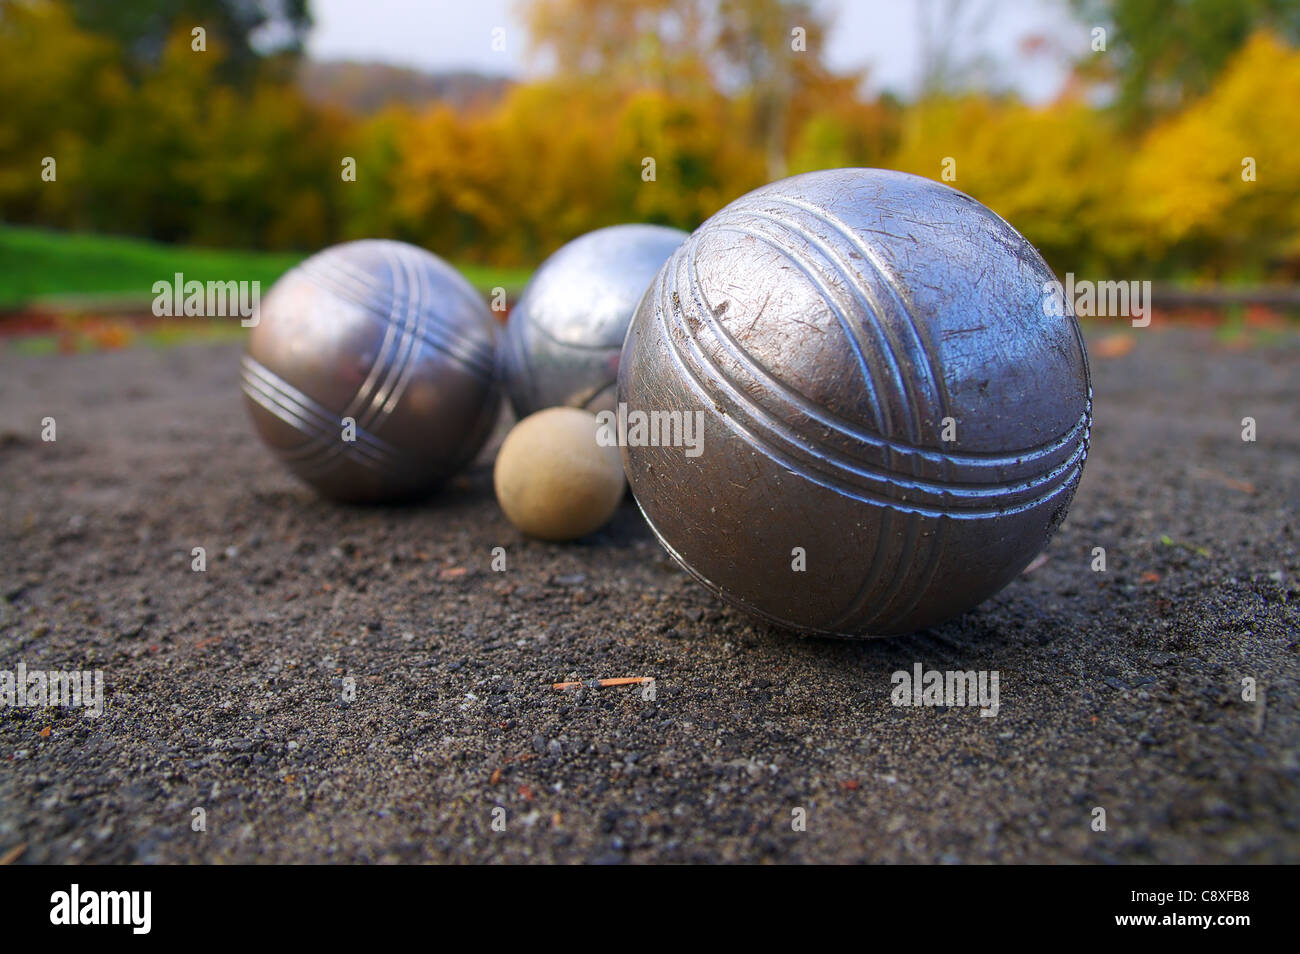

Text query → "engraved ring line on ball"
[655,232,1089,518]
[717,191,992,631]
[687,199,1091,470]
[243,248,434,478]
[723,189,1093,462]
[670,233,1086,512]
[631,477,941,636]
[742,192,953,441]
[302,252,427,439]
[684,211,1091,472]
[664,251,1088,515]
[241,243,494,480]
[666,247,1089,513]
[619,169,1092,637]
[303,249,495,377]
[241,356,405,478]
[664,194,976,632]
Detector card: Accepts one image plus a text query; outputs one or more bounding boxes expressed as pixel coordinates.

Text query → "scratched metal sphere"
[242,239,501,503]
[500,224,687,418]
[619,169,1092,636]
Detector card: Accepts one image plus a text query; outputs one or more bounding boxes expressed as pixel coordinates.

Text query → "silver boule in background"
[499,223,687,419]
[619,168,1092,637]
[242,239,501,503]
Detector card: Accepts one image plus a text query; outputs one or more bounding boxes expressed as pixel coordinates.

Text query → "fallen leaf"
[1093,334,1136,358]
[1190,467,1256,495]
[553,676,653,691]
[0,843,26,865]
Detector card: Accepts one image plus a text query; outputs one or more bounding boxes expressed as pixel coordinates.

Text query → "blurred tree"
[5,0,1296,282]
[891,95,1132,276]
[520,0,714,94]
[1070,0,1300,120]
[916,0,998,96]
[786,92,901,175]
[339,108,408,240]
[1127,31,1300,278]
[0,0,127,227]
[96,27,344,248]
[521,0,849,179]
[715,0,830,180]
[0,3,348,250]
[62,0,311,83]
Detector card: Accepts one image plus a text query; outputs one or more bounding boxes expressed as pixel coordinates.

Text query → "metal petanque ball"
[242,239,501,503]
[499,224,687,419]
[618,168,1092,637]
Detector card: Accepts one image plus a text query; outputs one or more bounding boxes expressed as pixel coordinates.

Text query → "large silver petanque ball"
[619,168,1092,637]
[499,224,687,419]
[242,239,501,503]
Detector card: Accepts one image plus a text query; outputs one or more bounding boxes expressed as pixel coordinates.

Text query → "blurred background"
[1,0,1298,352]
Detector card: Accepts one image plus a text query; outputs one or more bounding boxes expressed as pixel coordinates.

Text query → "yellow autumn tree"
[1128,31,1300,277]
[0,1,127,225]
[888,96,1132,276]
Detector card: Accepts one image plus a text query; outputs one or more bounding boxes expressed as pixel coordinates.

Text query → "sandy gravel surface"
[0,328,1296,863]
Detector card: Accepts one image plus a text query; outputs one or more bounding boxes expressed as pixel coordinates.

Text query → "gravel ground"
[0,327,1297,864]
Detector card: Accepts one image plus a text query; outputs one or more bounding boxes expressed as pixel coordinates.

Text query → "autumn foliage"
[1,0,1298,282]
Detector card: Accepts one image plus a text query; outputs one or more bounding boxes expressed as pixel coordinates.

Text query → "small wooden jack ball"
[493,407,626,541]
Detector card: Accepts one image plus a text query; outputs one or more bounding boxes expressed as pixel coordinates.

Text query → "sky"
[306,0,1091,103]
